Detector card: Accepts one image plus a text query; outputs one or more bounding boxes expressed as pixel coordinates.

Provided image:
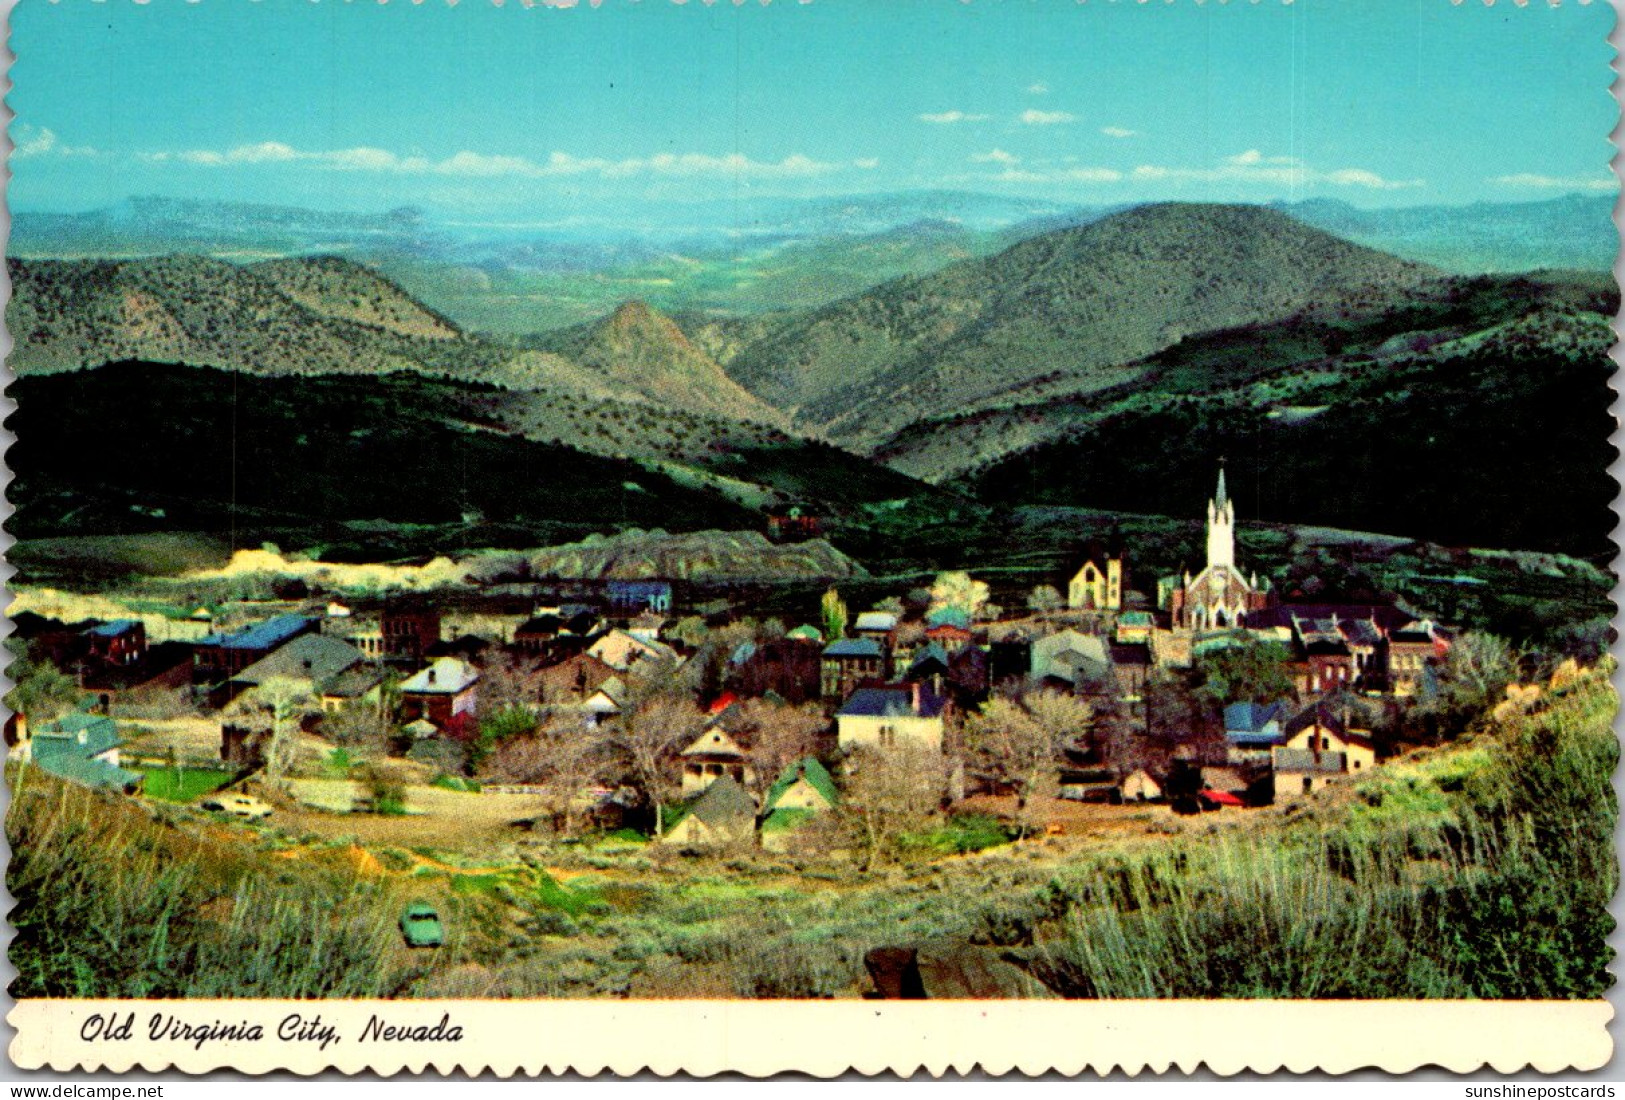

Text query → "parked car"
[400,902,444,948]
[199,794,273,820]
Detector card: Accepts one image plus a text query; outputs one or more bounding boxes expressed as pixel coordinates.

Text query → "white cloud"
[1224,148,1298,167]
[14,125,99,159]
[1020,109,1076,126]
[1134,150,1422,190]
[987,165,1123,185]
[971,148,1021,165]
[919,111,988,124]
[1101,126,1138,139]
[1489,172,1616,193]
[148,142,862,180]
[854,157,881,170]
[1026,82,1050,95]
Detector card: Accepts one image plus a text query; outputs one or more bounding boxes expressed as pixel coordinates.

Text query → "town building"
[605,580,673,615]
[193,615,318,682]
[83,620,146,667]
[1067,542,1124,612]
[662,774,756,848]
[1164,468,1273,631]
[821,637,887,698]
[399,657,480,735]
[835,683,949,752]
[29,712,143,794]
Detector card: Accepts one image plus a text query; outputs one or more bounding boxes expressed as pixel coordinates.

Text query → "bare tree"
[841,743,949,871]
[737,698,828,798]
[605,692,705,836]
[228,675,317,792]
[479,653,544,714]
[963,690,1092,834]
[488,717,607,835]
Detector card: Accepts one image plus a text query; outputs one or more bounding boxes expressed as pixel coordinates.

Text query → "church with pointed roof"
[1166,467,1273,631]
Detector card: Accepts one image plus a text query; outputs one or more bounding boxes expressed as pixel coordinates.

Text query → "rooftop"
[233,633,365,688]
[85,619,141,638]
[197,614,314,652]
[763,757,839,814]
[837,684,948,720]
[400,658,480,695]
[824,637,885,659]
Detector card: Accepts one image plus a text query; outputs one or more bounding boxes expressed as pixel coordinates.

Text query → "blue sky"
[10,0,1617,215]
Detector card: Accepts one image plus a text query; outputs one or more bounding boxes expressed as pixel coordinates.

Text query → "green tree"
[4,642,82,724]
[471,706,541,772]
[929,571,989,620]
[1424,631,1520,737]
[1027,585,1064,618]
[1195,640,1295,705]
[668,616,710,650]
[821,588,850,642]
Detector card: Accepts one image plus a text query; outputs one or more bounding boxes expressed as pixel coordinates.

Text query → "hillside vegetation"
[721,203,1437,445]
[527,300,784,426]
[10,663,1614,1000]
[5,361,942,567]
[944,283,1617,559]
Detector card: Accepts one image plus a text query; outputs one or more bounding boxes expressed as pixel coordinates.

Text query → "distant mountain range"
[13,191,1612,334]
[9,199,1617,558]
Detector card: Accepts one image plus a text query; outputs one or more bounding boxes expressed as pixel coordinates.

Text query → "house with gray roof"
[662,774,756,848]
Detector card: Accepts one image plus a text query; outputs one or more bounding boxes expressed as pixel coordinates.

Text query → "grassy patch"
[900,813,1018,856]
[139,768,236,803]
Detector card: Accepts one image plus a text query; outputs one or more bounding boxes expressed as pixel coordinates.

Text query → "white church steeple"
[1205,464,1234,571]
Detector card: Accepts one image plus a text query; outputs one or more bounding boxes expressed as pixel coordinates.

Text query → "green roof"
[761,807,818,834]
[763,757,838,814]
[36,752,144,793]
[33,712,121,761]
[1119,611,1153,627]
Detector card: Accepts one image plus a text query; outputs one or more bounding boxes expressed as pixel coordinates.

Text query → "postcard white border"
[4,999,1614,1076]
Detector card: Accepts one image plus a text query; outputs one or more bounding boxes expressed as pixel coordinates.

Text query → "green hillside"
[950,299,1618,560]
[722,203,1437,446]
[6,361,756,549]
[6,361,946,567]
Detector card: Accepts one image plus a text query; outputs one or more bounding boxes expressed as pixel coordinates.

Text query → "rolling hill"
[5,255,786,430]
[7,254,498,378]
[874,269,1618,482]
[526,300,785,426]
[947,289,1618,559]
[720,203,1440,447]
[4,361,945,560]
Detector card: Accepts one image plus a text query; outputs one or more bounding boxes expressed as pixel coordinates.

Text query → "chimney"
[427,668,437,686]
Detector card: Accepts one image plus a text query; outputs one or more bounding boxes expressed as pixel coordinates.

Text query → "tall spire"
[1205,459,1235,571]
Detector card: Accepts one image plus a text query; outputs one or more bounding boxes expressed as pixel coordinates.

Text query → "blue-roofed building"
[605,580,673,614]
[821,637,887,698]
[1224,700,1289,761]
[924,607,970,632]
[194,615,318,681]
[83,619,146,666]
[836,683,949,752]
